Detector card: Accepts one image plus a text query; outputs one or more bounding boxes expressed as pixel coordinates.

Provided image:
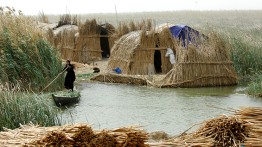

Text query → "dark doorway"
[154,50,162,73]
[100,28,110,58]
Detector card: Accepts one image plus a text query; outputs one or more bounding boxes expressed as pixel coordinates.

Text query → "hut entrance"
[100,28,110,58]
[154,50,162,73]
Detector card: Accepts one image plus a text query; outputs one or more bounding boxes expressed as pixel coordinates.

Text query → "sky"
[1,0,262,15]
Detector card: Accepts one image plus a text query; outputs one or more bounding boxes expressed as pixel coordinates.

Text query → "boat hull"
[52,94,80,107]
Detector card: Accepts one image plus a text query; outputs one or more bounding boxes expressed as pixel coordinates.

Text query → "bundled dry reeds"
[91,73,148,85]
[237,107,262,147]
[0,124,148,147]
[149,107,262,147]
[196,115,247,146]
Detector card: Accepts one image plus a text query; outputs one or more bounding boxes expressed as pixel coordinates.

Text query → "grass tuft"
[0,83,62,131]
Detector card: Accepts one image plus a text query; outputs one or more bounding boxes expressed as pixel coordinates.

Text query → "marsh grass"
[0,83,62,131]
[247,72,262,96]
[229,37,262,78]
[57,14,80,28]
[0,7,63,92]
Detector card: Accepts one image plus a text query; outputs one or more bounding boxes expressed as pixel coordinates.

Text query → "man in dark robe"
[63,60,76,91]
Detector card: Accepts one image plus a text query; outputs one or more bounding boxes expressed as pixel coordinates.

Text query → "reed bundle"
[91,73,147,85]
[0,123,148,147]
[196,115,247,146]
[149,107,262,147]
[237,107,262,147]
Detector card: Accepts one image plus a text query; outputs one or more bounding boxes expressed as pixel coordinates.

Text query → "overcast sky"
[1,0,262,15]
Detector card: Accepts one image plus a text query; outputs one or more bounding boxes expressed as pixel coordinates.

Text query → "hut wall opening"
[154,50,162,73]
[100,28,110,58]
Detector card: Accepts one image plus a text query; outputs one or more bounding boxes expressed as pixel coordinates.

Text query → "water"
[62,83,262,136]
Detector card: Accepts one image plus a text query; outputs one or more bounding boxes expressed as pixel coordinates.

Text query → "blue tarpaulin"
[169,25,207,47]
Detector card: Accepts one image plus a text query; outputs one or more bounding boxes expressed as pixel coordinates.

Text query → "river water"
[61,83,262,136]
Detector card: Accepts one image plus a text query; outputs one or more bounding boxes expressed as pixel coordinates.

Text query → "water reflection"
[62,83,262,135]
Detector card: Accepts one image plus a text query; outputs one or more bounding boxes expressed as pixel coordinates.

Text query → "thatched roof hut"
[73,19,116,63]
[53,25,78,60]
[154,32,238,88]
[107,28,176,75]
[103,24,237,87]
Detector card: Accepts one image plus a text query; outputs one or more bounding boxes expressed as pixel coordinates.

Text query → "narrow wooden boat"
[52,92,80,107]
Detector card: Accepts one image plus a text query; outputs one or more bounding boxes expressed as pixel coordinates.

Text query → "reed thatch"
[153,32,238,88]
[106,27,176,75]
[97,24,237,87]
[149,107,262,147]
[53,25,78,60]
[116,19,153,38]
[73,19,116,63]
[0,124,148,147]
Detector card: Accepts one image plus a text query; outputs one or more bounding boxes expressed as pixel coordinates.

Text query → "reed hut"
[53,25,78,60]
[106,28,176,75]
[104,24,237,87]
[155,31,238,88]
[73,19,116,63]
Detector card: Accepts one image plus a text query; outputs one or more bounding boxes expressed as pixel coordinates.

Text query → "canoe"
[52,92,80,107]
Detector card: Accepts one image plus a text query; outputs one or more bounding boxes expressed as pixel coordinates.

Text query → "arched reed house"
[104,24,237,87]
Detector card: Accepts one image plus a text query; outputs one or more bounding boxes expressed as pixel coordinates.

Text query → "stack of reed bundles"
[91,73,148,85]
[0,123,148,147]
[155,31,238,88]
[237,107,262,147]
[149,107,262,147]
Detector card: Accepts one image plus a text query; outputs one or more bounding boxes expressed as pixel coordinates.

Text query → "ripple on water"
[61,83,262,135]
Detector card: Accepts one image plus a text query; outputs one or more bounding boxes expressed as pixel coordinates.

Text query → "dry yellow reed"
[0,124,148,147]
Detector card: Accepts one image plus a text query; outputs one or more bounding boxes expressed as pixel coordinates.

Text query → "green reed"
[0,8,63,92]
[0,84,62,131]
